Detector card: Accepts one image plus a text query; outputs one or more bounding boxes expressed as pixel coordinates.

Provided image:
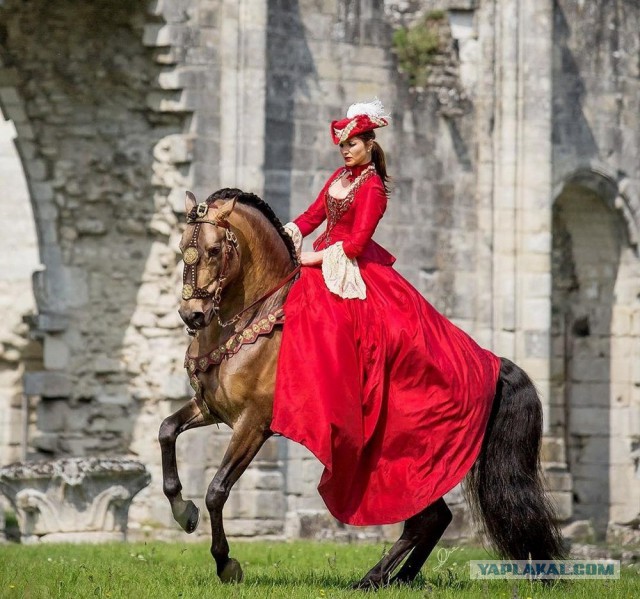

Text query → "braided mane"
[205,188,299,266]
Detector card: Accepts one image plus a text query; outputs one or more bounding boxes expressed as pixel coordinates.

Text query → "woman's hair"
[356,130,390,194]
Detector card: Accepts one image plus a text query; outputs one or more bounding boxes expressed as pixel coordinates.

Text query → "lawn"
[0,540,638,598]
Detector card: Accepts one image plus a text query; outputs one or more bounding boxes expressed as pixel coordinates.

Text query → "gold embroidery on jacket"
[318,164,376,246]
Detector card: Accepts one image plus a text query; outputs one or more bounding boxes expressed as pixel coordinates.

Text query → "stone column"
[488,0,571,520]
[217,0,288,535]
[511,0,554,403]
[219,0,268,193]
[489,0,552,377]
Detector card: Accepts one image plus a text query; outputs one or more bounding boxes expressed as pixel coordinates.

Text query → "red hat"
[330,98,389,144]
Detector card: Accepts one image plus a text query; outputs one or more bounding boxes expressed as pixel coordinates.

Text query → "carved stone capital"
[0,457,150,542]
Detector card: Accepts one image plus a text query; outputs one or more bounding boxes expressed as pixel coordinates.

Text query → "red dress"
[272,164,501,526]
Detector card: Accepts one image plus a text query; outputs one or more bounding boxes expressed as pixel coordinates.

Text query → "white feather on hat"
[346,97,390,120]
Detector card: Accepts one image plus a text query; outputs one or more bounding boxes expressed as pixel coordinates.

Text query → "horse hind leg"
[352,498,452,590]
[390,498,452,585]
[158,398,217,533]
[204,415,270,583]
[352,537,415,590]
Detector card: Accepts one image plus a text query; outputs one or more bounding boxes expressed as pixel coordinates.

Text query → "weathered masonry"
[0,0,638,543]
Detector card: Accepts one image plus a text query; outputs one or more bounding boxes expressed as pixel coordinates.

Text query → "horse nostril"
[191,312,205,329]
[179,309,206,330]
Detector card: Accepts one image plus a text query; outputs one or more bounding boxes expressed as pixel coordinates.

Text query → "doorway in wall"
[551,175,640,538]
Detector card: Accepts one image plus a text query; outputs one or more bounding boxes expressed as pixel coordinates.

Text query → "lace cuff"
[283,222,302,257]
[321,242,367,299]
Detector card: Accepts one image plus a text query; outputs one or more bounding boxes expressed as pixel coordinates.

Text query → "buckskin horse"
[158,188,565,588]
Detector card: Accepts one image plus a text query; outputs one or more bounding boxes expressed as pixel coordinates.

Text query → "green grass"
[0,540,638,598]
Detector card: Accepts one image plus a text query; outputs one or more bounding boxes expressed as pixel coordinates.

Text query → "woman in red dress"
[272,99,502,528]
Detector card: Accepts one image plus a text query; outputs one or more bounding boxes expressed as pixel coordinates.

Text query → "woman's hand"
[300,251,324,266]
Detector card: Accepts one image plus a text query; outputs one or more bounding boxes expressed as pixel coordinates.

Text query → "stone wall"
[553,0,640,197]
[551,0,640,537]
[0,0,484,541]
[264,0,483,539]
[0,0,186,456]
[266,0,395,536]
[0,0,287,538]
[0,0,193,534]
[0,0,638,544]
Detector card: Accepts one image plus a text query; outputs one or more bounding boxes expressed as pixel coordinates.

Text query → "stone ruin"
[0,0,638,546]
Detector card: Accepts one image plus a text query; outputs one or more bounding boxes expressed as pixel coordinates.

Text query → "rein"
[217,264,300,328]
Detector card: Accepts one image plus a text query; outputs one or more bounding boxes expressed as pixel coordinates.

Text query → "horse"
[158,187,565,588]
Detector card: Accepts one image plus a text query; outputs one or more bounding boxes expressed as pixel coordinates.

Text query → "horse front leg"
[205,416,270,583]
[158,398,216,533]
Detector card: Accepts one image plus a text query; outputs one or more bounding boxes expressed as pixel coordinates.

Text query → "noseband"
[182,201,240,315]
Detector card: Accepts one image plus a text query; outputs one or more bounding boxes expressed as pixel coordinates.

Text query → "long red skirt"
[272,261,501,526]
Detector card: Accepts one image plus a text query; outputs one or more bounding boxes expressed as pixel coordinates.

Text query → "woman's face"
[339,136,372,167]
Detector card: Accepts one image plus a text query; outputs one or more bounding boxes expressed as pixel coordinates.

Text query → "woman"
[273,99,501,526]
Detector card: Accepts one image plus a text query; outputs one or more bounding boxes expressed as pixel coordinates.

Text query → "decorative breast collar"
[184,307,285,379]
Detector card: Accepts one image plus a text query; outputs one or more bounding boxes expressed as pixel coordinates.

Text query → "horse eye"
[208,246,221,257]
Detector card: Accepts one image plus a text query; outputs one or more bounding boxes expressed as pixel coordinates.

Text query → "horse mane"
[205,188,299,266]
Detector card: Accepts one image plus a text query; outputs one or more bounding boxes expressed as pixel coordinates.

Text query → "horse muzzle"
[179,303,213,333]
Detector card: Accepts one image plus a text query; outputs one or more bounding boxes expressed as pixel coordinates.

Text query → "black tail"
[465,357,566,559]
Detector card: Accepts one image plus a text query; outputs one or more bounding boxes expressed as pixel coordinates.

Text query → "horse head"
[178,189,242,331]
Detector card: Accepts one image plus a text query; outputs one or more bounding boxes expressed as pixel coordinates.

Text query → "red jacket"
[294,167,396,266]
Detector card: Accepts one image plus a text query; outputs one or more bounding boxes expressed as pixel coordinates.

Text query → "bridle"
[181,200,300,329]
[182,200,239,315]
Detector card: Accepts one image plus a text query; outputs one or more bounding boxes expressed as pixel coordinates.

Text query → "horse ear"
[215,196,238,221]
[185,191,197,214]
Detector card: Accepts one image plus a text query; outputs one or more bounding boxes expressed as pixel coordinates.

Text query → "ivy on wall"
[392,10,445,89]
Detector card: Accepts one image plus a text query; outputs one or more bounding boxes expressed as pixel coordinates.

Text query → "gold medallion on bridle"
[182,284,194,300]
[183,247,199,265]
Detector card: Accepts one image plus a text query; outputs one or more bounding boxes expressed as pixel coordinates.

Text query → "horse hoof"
[351,577,382,591]
[389,573,413,586]
[173,501,200,534]
[219,558,244,584]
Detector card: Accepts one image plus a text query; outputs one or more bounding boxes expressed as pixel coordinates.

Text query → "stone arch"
[553,166,640,251]
[0,87,41,463]
[550,167,640,538]
[0,0,190,461]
